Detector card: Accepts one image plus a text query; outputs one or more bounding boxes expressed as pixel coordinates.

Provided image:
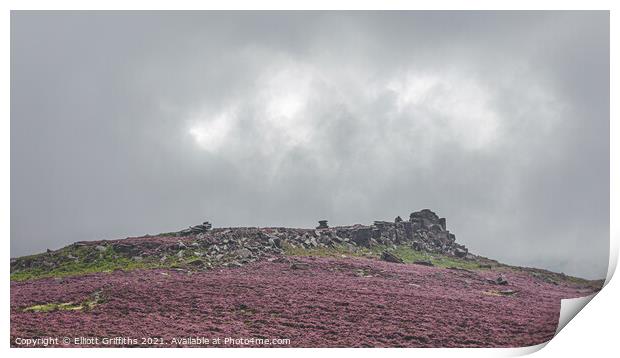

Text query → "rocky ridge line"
[11,209,471,275]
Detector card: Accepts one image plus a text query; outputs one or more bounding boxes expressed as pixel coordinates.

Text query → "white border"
[3,2,617,357]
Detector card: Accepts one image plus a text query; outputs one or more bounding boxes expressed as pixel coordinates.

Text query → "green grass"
[12,240,603,290]
[387,246,484,270]
[10,246,206,282]
[11,257,156,282]
[282,242,487,271]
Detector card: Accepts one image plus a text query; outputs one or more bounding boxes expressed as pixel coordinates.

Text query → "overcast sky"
[11,11,609,279]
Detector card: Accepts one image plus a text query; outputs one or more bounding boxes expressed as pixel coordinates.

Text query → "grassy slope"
[10,245,203,282]
[11,240,602,290]
[282,242,490,270]
[281,243,603,289]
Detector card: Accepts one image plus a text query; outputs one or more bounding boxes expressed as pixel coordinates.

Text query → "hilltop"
[10,210,603,347]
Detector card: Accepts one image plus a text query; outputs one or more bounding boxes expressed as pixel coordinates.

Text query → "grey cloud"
[11,11,609,278]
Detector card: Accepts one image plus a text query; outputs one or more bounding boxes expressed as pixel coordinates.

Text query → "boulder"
[268,236,282,248]
[429,224,443,234]
[438,218,446,230]
[410,209,439,222]
[316,220,329,229]
[496,276,509,285]
[380,251,404,264]
[235,248,253,259]
[351,228,372,247]
[413,260,434,267]
[112,243,137,254]
[454,247,468,258]
[290,262,310,270]
[487,276,509,285]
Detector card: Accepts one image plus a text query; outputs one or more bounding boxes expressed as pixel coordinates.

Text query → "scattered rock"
[186,258,205,267]
[13,209,472,275]
[496,276,509,285]
[381,251,404,264]
[112,243,136,254]
[308,237,318,247]
[235,248,253,259]
[487,275,509,285]
[331,236,343,244]
[413,260,434,267]
[268,236,282,248]
[291,262,310,270]
[454,247,468,258]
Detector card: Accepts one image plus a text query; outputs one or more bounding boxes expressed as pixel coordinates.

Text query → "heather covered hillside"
[10,210,603,347]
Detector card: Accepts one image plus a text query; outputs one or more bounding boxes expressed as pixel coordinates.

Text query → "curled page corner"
[504,341,549,356]
[555,293,597,335]
[605,235,619,285]
[550,243,617,342]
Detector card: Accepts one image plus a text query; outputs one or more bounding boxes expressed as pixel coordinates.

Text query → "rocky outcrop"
[381,251,404,263]
[10,209,470,274]
[316,220,329,229]
[177,221,212,236]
